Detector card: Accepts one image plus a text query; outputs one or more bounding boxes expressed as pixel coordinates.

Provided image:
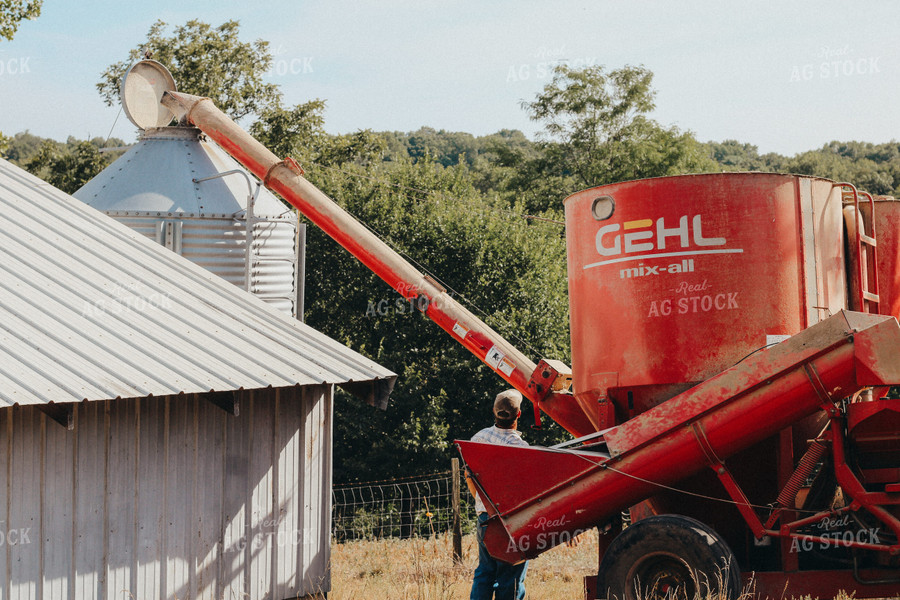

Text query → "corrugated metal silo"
[74,61,303,317]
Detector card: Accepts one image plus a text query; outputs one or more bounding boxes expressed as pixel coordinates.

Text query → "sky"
[0,0,898,156]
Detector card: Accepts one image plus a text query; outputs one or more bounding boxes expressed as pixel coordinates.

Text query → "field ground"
[330,532,879,600]
[330,529,599,599]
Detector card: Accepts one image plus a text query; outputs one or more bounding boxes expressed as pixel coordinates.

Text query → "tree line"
[2,18,900,482]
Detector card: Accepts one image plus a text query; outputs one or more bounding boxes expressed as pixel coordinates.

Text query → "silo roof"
[74,127,292,218]
[0,158,396,409]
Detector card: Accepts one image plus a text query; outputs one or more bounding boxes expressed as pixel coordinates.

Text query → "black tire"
[597,515,742,600]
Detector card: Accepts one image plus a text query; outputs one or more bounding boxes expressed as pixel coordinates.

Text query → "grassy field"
[330,533,876,600]
[330,529,599,599]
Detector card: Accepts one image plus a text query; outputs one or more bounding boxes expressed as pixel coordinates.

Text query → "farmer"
[466,389,529,600]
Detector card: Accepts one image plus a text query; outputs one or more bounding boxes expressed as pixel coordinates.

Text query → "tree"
[249,99,328,164]
[780,142,900,197]
[0,0,40,40]
[97,20,280,121]
[302,157,571,481]
[25,138,110,194]
[3,130,43,165]
[0,132,9,159]
[249,99,386,169]
[704,139,788,173]
[523,65,717,193]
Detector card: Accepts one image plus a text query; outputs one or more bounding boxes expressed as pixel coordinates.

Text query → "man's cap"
[493,389,523,419]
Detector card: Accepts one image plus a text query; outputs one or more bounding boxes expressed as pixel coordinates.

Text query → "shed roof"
[0,158,395,409]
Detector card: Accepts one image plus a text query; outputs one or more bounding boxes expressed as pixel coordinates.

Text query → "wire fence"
[332,465,478,542]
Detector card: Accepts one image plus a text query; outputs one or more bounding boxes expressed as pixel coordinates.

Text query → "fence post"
[451,457,463,563]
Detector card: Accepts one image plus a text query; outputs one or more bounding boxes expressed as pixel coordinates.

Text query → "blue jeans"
[471,512,527,600]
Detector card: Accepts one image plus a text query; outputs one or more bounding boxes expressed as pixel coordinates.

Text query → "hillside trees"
[249,99,386,169]
[19,135,125,193]
[302,157,570,481]
[784,141,900,196]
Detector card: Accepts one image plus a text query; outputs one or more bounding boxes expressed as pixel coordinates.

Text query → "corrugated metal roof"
[0,158,396,408]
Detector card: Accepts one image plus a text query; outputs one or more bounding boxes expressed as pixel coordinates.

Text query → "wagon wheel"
[597,515,742,600]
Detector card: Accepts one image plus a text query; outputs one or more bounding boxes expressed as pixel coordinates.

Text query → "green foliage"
[0,0,40,40]
[3,130,43,165]
[706,140,768,171]
[784,141,900,196]
[9,133,125,192]
[405,127,480,167]
[319,129,387,168]
[249,99,328,164]
[24,137,113,194]
[250,99,387,169]
[701,139,900,197]
[0,132,9,159]
[302,157,570,481]
[519,64,717,211]
[525,64,719,185]
[97,20,280,121]
[8,132,126,165]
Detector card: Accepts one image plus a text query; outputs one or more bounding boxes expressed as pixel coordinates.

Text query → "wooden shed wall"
[0,384,333,600]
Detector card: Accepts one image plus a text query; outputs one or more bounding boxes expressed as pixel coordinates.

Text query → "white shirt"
[469,425,529,514]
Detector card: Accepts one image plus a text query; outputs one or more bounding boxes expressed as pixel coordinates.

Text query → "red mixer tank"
[565,173,848,425]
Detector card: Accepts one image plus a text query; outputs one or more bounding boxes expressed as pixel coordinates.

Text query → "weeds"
[330,529,599,599]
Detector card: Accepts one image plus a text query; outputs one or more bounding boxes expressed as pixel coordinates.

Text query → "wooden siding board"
[194,397,225,600]
[106,401,137,600]
[10,407,42,600]
[42,409,74,600]
[135,397,165,600]
[301,386,316,593]
[221,391,248,598]
[308,386,333,594]
[248,391,275,599]
[73,402,105,600]
[275,388,300,597]
[0,407,11,599]
[165,398,193,600]
[321,386,334,593]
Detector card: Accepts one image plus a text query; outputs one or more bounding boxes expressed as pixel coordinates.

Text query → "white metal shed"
[0,158,395,599]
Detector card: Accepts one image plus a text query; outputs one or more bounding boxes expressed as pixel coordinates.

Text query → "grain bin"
[74,60,303,317]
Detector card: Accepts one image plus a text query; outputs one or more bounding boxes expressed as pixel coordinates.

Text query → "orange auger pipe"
[160,91,592,429]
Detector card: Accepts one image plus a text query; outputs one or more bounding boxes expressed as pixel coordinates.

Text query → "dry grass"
[329,529,600,600]
[330,533,874,600]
